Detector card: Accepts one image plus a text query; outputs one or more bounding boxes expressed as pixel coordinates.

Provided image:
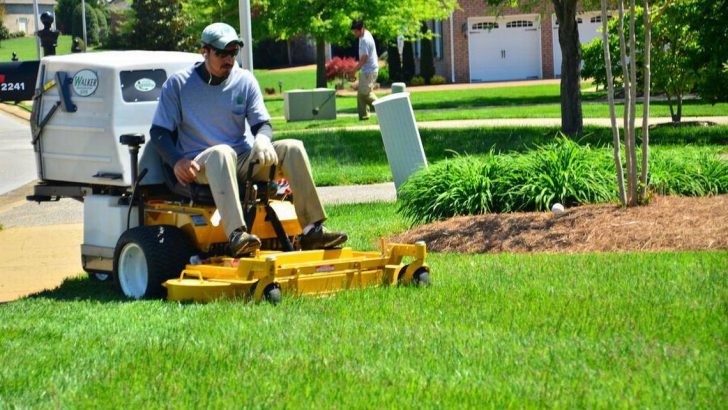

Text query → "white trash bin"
[372,92,427,192]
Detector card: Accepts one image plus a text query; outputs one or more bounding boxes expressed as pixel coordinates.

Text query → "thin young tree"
[601,0,654,206]
[601,0,626,205]
[640,0,651,200]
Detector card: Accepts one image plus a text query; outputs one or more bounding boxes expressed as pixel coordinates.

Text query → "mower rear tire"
[113,225,195,299]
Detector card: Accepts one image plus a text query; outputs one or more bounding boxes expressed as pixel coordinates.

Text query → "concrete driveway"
[0,110,35,195]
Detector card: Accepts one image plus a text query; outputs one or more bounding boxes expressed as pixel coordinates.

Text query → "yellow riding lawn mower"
[27,51,430,303]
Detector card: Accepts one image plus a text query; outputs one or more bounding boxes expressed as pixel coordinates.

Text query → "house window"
[17,18,28,33]
[433,20,443,60]
[472,22,499,30]
[506,20,534,28]
[416,20,445,60]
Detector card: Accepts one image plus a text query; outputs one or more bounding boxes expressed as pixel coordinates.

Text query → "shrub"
[505,138,615,211]
[11,31,25,38]
[377,65,390,85]
[410,75,425,86]
[325,57,356,88]
[387,43,402,83]
[398,153,509,224]
[397,138,727,225]
[0,25,9,41]
[402,41,415,83]
[419,22,435,84]
[649,148,728,196]
[430,75,446,85]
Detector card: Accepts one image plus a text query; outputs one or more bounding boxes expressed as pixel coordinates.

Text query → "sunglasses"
[211,47,239,58]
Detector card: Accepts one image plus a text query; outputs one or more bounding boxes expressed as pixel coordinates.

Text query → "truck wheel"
[113,225,195,299]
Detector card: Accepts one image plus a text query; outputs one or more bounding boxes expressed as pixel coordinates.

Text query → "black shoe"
[300,224,348,250]
[229,228,261,257]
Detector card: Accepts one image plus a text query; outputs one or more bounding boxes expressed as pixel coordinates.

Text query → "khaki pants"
[357,70,378,120]
[193,141,326,237]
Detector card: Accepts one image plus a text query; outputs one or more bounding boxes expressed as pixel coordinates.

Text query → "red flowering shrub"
[325,57,357,86]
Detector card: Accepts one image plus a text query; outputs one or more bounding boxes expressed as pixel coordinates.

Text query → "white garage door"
[552,12,604,76]
[468,15,542,82]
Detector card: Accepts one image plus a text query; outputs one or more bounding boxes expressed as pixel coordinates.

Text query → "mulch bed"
[390,195,728,253]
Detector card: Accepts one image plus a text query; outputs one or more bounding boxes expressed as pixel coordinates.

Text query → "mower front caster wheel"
[263,284,282,305]
[398,265,431,287]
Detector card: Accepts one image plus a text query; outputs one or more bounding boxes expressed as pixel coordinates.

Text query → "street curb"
[0,103,31,121]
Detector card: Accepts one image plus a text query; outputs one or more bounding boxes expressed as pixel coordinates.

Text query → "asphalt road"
[0,111,36,195]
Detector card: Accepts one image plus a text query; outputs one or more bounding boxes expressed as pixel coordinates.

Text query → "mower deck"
[164,241,429,303]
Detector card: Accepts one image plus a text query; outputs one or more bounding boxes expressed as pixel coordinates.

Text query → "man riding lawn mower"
[26,25,430,304]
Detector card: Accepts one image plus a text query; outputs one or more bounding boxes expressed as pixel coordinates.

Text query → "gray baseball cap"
[200,22,244,49]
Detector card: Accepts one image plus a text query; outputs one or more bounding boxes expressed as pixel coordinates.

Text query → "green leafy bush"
[410,75,425,86]
[398,138,727,225]
[377,65,390,85]
[649,148,728,196]
[430,75,446,85]
[398,153,509,224]
[506,138,615,211]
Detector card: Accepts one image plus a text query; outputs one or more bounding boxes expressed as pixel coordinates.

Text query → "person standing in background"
[350,20,379,120]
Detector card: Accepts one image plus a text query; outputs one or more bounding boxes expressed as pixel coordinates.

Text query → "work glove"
[251,134,278,166]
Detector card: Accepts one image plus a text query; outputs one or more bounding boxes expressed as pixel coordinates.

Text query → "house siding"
[1,0,56,35]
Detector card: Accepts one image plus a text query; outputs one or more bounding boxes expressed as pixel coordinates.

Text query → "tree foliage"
[72,2,100,45]
[582,2,713,122]
[254,0,456,86]
[686,0,728,103]
[55,0,76,34]
[127,0,194,51]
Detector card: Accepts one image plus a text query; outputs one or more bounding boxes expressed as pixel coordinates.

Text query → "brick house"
[415,1,603,83]
[0,0,56,35]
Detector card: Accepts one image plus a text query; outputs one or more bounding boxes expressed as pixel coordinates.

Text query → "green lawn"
[0,201,725,407]
[283,125,728,186]
[262,82,727,132]
[254,67,320,93]
[0,35,73,61]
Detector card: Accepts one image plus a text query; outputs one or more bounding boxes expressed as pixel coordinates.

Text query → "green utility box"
[283,88,337,121]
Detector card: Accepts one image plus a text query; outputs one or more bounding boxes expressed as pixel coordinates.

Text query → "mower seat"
[160,161,219,204]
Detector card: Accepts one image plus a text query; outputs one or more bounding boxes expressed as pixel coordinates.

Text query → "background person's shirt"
[152,63,271,160]
[359,30,379,74]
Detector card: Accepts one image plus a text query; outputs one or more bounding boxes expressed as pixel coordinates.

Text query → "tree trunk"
[618,0,636,205]
[315,36,326,88]
[667,94,676,121]
[627,0,639,206]
[553,0,584,136]
[676,94,683,122]
[640,0,651,201]
[601,0,626,206]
